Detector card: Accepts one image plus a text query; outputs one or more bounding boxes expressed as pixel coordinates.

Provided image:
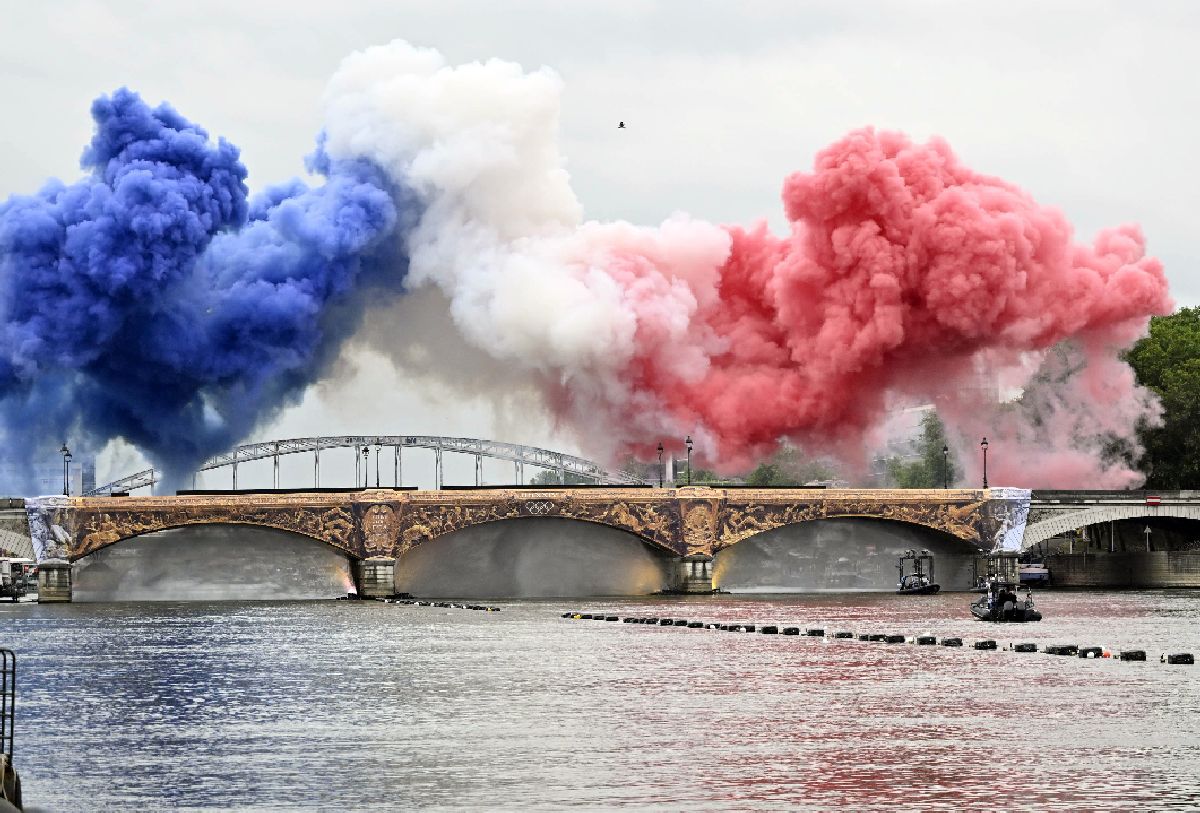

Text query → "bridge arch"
[72,516,346,562]
[394,515,675,598]
[712,516,982,592]
[721,514,976,553]
[400,512,672,557]
[395,493,684,557]
[1022,505,1200,550]
[71,523,355,602]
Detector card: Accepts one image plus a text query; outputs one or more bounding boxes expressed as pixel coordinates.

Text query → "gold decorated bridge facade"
[26,486,1031,563]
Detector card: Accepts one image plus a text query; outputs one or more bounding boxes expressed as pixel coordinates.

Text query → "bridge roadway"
[25,486,1032,600]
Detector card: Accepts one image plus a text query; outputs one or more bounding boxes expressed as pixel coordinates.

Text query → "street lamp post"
[375,441,382,488]
[980,437,989,489]
[942,445,949,490]
[656,442,664,488]
[361,446,369,488]
[59,443,72,496]
[685,435,694,486]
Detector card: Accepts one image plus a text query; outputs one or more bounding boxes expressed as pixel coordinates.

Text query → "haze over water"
[5,589,1200,811]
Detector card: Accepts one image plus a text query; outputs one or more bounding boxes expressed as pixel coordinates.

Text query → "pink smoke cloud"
[606,128,1170,481]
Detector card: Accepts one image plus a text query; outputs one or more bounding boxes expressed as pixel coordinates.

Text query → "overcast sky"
[2,1,1197,484]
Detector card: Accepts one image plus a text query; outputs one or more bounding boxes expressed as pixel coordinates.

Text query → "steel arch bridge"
[84,435,648,496]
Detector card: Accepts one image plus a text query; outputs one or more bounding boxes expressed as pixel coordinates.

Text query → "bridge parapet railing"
[1032,490,1200,503]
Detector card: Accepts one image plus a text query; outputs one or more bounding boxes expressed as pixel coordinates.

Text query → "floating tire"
[916,636,937,646]
[1120,650,1147,661]
[1013,643,1037,653]
[974,640,997,650]
[940,638,963,647]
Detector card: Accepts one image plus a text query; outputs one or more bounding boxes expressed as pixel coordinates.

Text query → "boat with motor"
[970,578,1042,623]
[1019,559,1051,587]
[896,549,940,595]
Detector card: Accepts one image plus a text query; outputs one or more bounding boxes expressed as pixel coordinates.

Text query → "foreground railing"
[0,648,19,810]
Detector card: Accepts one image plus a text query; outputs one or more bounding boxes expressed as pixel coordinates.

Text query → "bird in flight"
[618,121,625,129]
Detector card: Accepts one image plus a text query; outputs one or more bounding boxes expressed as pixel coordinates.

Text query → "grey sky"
[2,1,1196,483]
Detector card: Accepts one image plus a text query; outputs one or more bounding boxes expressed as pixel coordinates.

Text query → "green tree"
[1125,307,1200,487]
[885,411,957,488]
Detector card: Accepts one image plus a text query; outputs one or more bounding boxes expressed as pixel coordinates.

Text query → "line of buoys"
[560,613,1193,665]
[392,599,501,611]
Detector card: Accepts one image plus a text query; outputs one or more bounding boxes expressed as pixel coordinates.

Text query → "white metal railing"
[86,435,648,495]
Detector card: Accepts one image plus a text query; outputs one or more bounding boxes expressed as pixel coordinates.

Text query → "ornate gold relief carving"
[45,487,1008,562]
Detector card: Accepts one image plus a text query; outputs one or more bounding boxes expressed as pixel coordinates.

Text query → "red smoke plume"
[623,128,1170,482]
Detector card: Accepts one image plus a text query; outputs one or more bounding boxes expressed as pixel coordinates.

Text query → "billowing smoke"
[323,42,1170,485]
[0,42,1172,492]
[0,89,415,490]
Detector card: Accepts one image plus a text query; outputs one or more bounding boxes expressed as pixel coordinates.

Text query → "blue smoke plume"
[0,89,417,492]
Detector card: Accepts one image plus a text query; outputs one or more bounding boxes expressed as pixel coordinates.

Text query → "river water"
[4,591,1200,811]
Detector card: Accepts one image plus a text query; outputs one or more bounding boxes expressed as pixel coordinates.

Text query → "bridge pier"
[675,555,714,593]
[37,559,72,603]
[354,557,396,599]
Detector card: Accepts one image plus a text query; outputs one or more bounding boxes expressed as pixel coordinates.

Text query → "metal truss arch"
[85,435,648,496]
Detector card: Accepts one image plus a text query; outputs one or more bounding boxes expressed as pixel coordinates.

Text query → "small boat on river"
[895,549,940,595]
[970,578,1042,623]
[1019,560,1051,586]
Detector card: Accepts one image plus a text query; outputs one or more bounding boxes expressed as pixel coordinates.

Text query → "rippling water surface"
[5,591,1200,811]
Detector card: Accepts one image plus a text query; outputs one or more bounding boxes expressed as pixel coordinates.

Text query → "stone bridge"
[1024,490,1200,550]
[24,486,1031,599]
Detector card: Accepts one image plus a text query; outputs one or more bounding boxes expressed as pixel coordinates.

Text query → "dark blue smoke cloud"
[0,89,416,492]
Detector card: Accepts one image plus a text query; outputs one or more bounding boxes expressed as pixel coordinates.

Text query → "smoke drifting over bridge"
[0,41,1171,492]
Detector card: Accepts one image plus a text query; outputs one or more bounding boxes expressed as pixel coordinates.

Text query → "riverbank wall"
[1045,551,1200,588]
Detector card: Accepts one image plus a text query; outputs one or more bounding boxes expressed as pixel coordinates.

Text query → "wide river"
[4,591,1200,811]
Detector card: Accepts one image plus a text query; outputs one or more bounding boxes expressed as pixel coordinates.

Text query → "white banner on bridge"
[988,487,1032,553]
